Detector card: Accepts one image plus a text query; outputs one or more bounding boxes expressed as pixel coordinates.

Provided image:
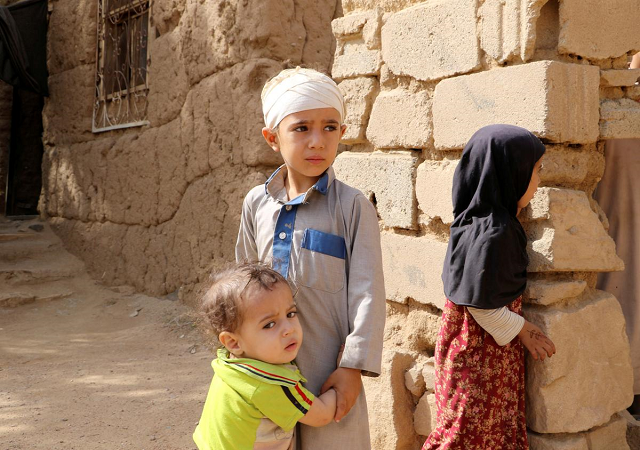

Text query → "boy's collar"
[214,348,307,385]
[264,165,335,204]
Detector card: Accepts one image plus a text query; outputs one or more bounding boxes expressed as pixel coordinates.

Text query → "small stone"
[414,393,437,437]
[422,358,436,392]
[404,361,426,397]
[28,224,44,232]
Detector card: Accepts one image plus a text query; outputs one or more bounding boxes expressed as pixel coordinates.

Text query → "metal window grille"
[93,0,151,133]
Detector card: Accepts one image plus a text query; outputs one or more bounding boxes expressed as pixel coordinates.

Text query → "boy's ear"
[340,124,347,140]
[219,331,243,357]
[262,127,280,152]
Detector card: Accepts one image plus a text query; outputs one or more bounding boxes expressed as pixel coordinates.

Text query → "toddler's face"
[230,281,302,365]
[264,107,345,184]
[517,157,544,210]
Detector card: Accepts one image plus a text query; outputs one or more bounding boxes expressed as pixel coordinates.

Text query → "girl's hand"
[518,320,556,360]
[319,367,362,422]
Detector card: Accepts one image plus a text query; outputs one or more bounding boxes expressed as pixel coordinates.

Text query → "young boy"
[193,263,338,450]
[236,67,386,450]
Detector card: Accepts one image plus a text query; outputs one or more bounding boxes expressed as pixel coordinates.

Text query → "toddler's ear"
[262,127,280,152]
[219,331,243,357]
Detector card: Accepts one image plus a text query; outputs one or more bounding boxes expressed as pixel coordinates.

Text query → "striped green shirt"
[193,348,315,450]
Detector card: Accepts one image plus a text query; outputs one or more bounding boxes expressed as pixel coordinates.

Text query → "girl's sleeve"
[339,194,386,377]
[235,193,259,263]
[467,306,525,346]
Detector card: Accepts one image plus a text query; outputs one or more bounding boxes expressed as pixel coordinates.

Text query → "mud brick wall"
[40,0,342,298]
[331,0,640,449]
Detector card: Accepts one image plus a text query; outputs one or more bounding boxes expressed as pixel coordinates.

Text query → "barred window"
[93,0,151,132]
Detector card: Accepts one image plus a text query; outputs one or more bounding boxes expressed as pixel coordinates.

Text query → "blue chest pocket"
[301,229,346,259]
[296,229,346,293]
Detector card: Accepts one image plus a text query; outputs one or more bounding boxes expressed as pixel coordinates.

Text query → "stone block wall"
[40,0,342,298]
[331,0,638,448]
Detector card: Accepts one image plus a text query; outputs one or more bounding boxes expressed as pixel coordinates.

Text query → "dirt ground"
[0,278,215,450]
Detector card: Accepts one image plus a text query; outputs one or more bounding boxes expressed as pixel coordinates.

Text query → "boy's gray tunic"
[236,166,385,450]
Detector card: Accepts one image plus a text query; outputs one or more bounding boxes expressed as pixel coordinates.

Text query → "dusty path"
[0,220,214,450]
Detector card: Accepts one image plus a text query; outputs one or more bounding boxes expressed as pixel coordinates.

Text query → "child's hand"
[320,367,362,422]
[518,320,556,360]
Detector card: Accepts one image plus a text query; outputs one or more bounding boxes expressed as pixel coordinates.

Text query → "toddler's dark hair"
[200,262,287,340]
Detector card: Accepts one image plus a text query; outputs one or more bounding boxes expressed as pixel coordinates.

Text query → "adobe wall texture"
[332,0,639,449]
[41,0,342,299]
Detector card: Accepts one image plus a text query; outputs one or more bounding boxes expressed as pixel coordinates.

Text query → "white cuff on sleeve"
[467,306,525,346]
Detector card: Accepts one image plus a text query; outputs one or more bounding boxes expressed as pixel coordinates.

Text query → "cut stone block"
[382,0,480,82]
[332,43,381,79]
[601,69,640,87]
[332,10,381,49]
[558,0,640,59]
[414,393,437,437]
[381,233,448,309]
[620,410,640,450]
[363,350,418,450]
[521,187,624,272]
[600,99,640,140]
[525,290,633,433]
[585,415,630,450]
[333,151,417,229]
[366,89,433,149]
[529,414,631,450]
[528,431,589,450]
[385,304,441,354]
[415,160,457,225]
[524,279,587,306]
[479,0,548,63]
[539,146,600,186]
[433,61,600,150]
[339,78,379,143]
[343,0,426,14]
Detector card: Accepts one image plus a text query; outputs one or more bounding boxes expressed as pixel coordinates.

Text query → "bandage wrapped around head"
[261,67,346,129]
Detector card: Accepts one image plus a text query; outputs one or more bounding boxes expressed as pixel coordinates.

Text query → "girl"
[236,67,386,450]
[423,124,556,450]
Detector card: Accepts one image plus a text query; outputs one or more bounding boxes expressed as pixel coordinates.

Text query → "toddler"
[193,262,337,450]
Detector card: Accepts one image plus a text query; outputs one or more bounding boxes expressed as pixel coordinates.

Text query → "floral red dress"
[422,297,527,450]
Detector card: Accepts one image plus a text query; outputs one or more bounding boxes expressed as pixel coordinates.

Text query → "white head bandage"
[261,67,346,129]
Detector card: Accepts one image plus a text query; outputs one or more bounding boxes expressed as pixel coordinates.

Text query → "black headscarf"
[442,124,546,309]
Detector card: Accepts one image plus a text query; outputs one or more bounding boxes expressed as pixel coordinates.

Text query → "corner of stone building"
[332,0,637,448]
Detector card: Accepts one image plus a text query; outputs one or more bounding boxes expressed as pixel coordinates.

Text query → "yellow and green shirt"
[193,349,315,450]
